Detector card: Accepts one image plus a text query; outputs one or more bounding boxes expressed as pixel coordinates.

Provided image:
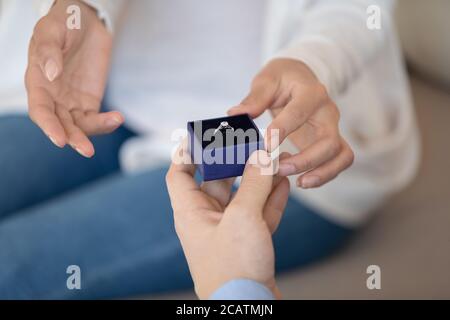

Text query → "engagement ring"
[214,121,234,135]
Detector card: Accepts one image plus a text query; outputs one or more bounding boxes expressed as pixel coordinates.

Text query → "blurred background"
[152,0,450,300]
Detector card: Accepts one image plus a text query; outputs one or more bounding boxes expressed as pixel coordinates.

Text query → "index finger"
[29,17,65,82]
[266,85,327,152]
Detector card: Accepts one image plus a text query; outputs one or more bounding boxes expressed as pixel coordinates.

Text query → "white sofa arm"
[396,0,450,89]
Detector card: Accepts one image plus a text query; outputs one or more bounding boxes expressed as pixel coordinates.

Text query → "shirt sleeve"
[81,0,124,33]
[209,279,275,300]
[272,0,395,99]
[38,0,125,33]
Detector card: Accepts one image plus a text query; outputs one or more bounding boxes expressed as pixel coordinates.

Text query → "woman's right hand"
[26,0,124,158]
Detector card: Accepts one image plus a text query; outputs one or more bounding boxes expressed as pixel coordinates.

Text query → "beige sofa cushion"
[396,0,450,89]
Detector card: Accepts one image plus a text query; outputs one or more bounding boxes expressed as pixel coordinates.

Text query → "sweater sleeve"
[272,0,395,99]
[38,0,125,33]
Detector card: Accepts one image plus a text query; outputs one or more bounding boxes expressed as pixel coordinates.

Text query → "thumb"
[30,19,65,82]
[228,77,277,118]
[229,150,274,215]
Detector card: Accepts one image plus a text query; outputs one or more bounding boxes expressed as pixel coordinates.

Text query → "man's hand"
[229,58,354,189]
[26,0,124,158]
[166,148,290,300]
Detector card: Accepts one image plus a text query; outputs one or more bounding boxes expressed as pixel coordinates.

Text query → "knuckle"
[299,157,313,171]
[32,17,54,42]
[328,103,341,121]
[345,148,355,167]
[291,106,308,124]
[33,17,47,34]
[328,136,343,156]
[32,18,61,54]
[315,83,329,103]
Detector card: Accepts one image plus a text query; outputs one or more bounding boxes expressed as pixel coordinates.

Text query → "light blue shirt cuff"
[209,279,275,300]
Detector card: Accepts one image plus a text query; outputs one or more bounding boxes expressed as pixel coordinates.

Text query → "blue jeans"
[0,115,352,299]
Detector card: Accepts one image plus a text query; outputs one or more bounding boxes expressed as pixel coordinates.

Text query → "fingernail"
[49,135,65,148]
[278,163,297,176]
[48,135,58,146]
[265,130,280,153]
[45,59,58,82]
[75,147,91,158]
[106,117,122,127]
[300,176,321,189]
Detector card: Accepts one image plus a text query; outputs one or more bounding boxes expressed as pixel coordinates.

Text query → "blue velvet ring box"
[187,114,264,181]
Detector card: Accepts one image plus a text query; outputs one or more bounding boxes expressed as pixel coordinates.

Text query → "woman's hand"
[229,58,354,189]
[26,0,124,158]
[166,148,290,300]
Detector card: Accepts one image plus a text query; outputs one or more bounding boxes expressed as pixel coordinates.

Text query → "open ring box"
[187,114,265,181]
